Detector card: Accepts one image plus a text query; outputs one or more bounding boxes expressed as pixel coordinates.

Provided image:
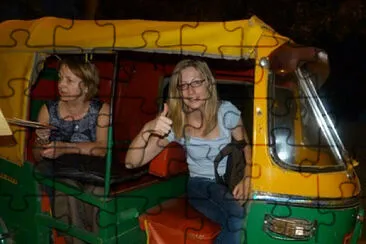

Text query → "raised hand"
[146,103,172,137]
[35,128,51,145]
[232,176,250,206]
[41,141,65,159]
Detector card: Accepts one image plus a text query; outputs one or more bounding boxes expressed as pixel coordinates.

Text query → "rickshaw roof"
[0,15,289,60]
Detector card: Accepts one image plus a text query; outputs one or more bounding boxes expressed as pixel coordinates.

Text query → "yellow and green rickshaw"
[0,15,363,243]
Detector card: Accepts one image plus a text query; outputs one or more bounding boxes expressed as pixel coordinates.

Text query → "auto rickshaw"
[0,15,363,244]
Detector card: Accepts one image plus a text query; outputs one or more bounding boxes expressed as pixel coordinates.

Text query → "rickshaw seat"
[139,197,221,244]
[148,141,188,178]
[137,144,218,243]
[111,142,188,194]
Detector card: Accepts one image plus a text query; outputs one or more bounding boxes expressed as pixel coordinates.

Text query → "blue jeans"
[187,177,245,244]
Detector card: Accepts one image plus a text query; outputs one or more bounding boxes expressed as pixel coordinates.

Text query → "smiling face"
[58,64,86,102]
[178,66,210,110]
[167,59,219,139]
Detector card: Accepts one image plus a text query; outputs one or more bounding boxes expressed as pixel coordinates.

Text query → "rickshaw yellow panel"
[0,53,34,165]
[0,16,288,60]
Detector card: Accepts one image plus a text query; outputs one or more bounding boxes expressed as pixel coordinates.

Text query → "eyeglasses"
[177,79,205,90]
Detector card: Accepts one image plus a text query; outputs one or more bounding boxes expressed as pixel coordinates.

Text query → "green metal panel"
[1,155,363,244]
[0,159,51,243]
[103,174,188,243]
[29,100,46,121]
[244,200,361,244]
[39,67,59,81]
[0,156,188,243]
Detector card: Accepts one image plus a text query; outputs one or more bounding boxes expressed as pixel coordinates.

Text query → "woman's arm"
[231,118,252,166]
[125,104,172,169]
[32,104,50,162]
[231,117,252,203]
[125,126,170,169]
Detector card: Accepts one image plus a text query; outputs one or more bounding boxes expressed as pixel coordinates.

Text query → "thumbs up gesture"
[147,103,172,137]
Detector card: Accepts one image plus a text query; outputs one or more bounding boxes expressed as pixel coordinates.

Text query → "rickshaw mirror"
[269,43,330,90]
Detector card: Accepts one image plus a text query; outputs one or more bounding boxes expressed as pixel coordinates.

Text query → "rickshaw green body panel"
[0,156,363,243]
[0,158,187,243]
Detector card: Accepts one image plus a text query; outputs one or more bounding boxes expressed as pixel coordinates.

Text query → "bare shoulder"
[37,104,49,123]
[97,102,111,128]
[99,102,111,115]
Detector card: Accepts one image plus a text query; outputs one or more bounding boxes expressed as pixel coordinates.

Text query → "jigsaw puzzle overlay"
[0,8,365,244]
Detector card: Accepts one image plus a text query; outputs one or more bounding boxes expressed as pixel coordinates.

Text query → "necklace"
[60,101,90,121]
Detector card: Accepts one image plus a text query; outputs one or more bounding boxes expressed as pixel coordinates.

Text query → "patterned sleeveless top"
[46,99,103,143]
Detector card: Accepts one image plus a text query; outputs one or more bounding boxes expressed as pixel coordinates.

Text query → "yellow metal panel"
[0,53,34,165]
[250,38,360,199]
[0,16,286,60]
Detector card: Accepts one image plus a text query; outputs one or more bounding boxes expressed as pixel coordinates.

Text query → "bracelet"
[36,137,49,145]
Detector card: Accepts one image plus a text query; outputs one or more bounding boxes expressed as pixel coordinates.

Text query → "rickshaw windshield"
[268,61,349,172]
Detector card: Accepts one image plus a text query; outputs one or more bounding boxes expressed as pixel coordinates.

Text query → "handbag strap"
[213,143,233,184]
[213,139,247,184]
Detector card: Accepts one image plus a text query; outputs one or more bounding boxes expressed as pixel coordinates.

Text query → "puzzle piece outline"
[0,11,364,244]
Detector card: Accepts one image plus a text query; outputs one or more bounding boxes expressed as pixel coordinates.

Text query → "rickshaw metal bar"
[0,47,259,62]
[298,67,348,157]
[15,47,256,60]
[103,51,119,196]
[28,53,47,87]
[114,47,253,60]
[296,68,346,164]
[34,173,110,209]
[252,191,361,209]
[35,213,100,244]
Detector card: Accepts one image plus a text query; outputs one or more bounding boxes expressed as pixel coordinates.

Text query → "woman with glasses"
[125,59,252,244]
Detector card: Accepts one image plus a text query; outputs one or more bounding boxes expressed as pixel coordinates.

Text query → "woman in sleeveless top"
[32,56,110,244]
[125,59,252,244]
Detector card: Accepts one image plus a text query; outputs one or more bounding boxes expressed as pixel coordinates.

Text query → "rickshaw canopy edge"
[0,15,289,59]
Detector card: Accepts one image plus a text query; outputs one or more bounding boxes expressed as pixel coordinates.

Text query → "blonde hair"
[167,59,219,139]
[59,57,99,100]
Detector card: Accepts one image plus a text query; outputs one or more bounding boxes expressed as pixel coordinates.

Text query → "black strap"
[213,139,247,186]
[213,143,233,185]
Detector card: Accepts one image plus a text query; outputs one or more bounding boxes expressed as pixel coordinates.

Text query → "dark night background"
[0,1,365,149]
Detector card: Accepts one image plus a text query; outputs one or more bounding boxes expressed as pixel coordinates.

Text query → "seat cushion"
[148,142,188,178]
[139,197,221,244]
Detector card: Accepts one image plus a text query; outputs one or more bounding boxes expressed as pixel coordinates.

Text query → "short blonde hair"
[59,57,99,100]
[167,59,219,139]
